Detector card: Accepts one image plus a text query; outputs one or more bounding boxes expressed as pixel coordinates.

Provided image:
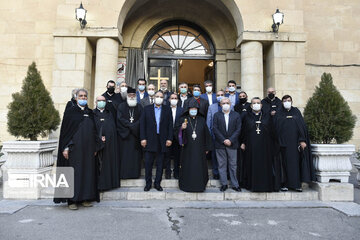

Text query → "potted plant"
[1,62,60,199]
[304,72,356,201]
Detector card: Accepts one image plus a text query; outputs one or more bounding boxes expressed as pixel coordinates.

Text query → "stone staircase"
[101,175,319,201]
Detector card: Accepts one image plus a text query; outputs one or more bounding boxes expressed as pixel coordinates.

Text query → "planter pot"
[312,144,355,183]
[1,140,58,199]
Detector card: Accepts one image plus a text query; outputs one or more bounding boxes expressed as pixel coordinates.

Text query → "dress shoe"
[154,185,163,191]
[280,187,288,192]
[213,174,220,180]
[144,185,151,191]
[165,173,171,179]
[295,188,303,192]
[232,187,242,192]
[81,201,93,207]
[220,185,228,192]
[68,204,78,210]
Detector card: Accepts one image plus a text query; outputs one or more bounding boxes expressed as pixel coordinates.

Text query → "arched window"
[143,22,214,58]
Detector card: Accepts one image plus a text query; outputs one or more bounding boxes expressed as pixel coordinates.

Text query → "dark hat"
[127,87,136,94]
[187,98,200,109]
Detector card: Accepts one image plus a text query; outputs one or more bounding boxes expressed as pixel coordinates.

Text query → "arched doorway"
[142,20,216,92]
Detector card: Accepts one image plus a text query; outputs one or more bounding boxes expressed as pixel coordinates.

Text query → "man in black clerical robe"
[176,101,212,192]
[117,87,143,179]
[65,88,78,112]
[240,97,279,192]
[93,95,120,191]
[261,87,282,116]
[54,89,101,210]
[274,95,315,191]
[102,80,123,121]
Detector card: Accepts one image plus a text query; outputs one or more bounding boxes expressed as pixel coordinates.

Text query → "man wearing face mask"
[65,88,79,112]
[261,87,282,116]
[206,90,226,180]
[160,79,172,105]
[164,93,183,179]
[213,97,242,192]
[240,97,278,192]
[176,101,212,192]
[177,82,192,108]
[140,91,173,191]
[200,80,217,106]
[136,78,148,102]
[225,80,240,107]
[117,87,143,179]
[102,80,123,122]
[234,91,251,117]
[54,89,101,210]
[140,84,156,107]
[119,81,128,101]
[93,96,120,191]
[183,84,209,119]
[274,95,315,192]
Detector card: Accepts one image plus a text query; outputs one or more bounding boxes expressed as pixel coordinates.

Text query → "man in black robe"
[93,95,120,191]
[240,97,279,192]
[117,87,143,179]
[176,101,212,192]
[261,87,282,116]
[64,88,78,112]
[54,89,101,210]
[274,95,315,192]
[102,80,123,121]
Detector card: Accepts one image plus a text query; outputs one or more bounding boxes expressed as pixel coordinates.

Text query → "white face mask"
[283,101,292,110]
[160,87,167,91]
[206,86,212,93]
[155,97,163,105]
[252,103,261,111]
[120,87,128,93]
[170,99,178,106]
[229,86,236,92]
[222,104,230,112]
[127,98,137,107]
[148,90,155,96]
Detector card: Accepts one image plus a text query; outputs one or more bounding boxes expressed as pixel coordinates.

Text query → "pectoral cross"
[149,69,169,90]
[256,128,261,135]
[130,117,134,123]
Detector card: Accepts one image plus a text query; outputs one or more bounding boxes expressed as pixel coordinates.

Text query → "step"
[101,187,319,201]
[140,168,215,176]
[121,178,221,188]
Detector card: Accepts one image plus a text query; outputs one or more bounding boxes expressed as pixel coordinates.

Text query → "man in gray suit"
[213,97,242,192]
[140,84,156,107]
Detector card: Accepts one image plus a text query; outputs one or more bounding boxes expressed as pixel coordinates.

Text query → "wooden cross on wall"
[149,69,169,90]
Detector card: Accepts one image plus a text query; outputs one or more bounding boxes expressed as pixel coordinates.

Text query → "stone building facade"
[0,0,359,146]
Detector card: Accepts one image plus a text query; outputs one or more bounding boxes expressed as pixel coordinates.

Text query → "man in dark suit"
[136,78,148,102]
[213,97,242,192]
[102,80,123,121]
[225,80,240,109]
[164,93,183,179]
[200,80,217,106]
[140,84,156,107]
[183,84,209,119]
[140,91,173,191]
[160,79,172,105]
[177,82,192,108]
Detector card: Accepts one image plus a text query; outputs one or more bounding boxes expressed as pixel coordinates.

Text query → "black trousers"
[144,135,164,186]
[164,140,181,175]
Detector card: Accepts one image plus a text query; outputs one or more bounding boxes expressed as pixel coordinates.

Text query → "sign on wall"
[117,58,126,83]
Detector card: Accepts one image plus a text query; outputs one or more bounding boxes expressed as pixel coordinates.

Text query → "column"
[94,38,119,99]
[241,41,263,98]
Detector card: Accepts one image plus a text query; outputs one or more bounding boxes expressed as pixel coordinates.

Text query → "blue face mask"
[78,99,87,106]
[189,109,198,116]
[97,101,106,109]
[180,88,187,94]
[217,96,223,102]
[193,90,201,97]
[138,85,145,91]
[228,86,236,92]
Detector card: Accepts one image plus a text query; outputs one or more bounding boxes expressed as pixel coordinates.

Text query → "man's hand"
[271,110,276,116]
[62,150,69,160]
[166,140,172,147]
[102,136,106,142]
[206,151,209,155]
[182,122,187,129]
[240,143,246,151]
[300,141,307,150]
[141,140,147,148]
[224,139,231,147]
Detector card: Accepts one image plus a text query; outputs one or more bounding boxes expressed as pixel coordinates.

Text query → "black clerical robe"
[117,102,143,179]
[176,115,212,192]
[93,108,120,191]
[274,106,315,189]
[261,97,282,115]
[54,105,101,204]
[240,111,279,192]
[102,92,123,121]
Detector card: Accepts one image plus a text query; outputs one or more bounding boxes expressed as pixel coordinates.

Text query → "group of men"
[54,79,315,210]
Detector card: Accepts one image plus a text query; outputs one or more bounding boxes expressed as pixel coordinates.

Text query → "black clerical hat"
[187,98,200,109]
[127,87,136,94]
